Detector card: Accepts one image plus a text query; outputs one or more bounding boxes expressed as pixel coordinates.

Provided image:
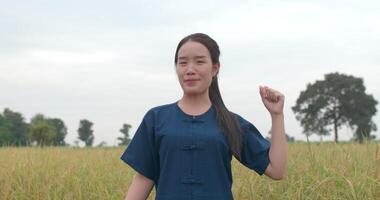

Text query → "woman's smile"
[184,79,200,85]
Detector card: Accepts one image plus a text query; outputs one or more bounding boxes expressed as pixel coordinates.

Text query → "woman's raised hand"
[259,85,285,116]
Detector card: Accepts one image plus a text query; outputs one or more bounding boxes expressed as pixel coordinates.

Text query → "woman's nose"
[185,62,196,74]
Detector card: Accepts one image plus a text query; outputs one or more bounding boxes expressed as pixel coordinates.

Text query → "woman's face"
[176,41,219,96]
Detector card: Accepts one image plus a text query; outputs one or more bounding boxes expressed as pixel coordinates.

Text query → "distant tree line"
[1,72,378,147]
[0,110,131,147]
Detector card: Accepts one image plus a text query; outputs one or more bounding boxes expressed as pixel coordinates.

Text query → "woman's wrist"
[270,112,284,119]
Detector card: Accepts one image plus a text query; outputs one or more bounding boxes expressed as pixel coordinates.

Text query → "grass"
[0,143,379,200]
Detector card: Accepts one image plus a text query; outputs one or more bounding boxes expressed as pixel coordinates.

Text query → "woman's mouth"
[185,79,199,85]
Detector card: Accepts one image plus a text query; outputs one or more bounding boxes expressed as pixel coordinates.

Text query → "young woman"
[120,33,287,200]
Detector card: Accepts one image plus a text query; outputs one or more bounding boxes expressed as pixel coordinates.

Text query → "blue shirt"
[120,101,271,200]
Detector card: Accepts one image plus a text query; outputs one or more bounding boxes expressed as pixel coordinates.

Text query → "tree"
[292,72,378,143]
[30,114,68,146]
[2,108,29,146]
[78,119,94,147]
[117,123,132,146]
[97,141,107,147]
[353,121,377,143]
[0,114,13,146]
[48,118,68,146]
[29,120,56,147]
[30,113,45,124]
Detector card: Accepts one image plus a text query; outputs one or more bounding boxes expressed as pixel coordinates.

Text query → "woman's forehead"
[178,41,210,58]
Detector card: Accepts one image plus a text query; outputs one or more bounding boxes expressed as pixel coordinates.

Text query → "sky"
[1,0,379,146]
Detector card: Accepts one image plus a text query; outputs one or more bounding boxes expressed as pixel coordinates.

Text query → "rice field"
[0,142,379,200]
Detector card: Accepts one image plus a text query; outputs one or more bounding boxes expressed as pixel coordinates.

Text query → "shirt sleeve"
[235,113,271,176]
[120,109,159,182]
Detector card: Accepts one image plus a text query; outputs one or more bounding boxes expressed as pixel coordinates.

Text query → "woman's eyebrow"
[178,56,206,60]
[194,56,206,59]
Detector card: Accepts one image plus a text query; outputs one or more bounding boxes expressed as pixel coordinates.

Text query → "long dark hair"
[174,33,244,161]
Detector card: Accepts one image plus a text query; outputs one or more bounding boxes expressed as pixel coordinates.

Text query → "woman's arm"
[259,85,287,180]
[124,172,155,200]
[264,113,287,180]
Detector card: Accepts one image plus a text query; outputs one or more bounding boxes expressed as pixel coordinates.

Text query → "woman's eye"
[179,62,187,65]
[197,61,204,64]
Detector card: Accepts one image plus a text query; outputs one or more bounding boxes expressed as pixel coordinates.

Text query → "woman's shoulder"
[142,101,177,120]
[150,102,176,111]
[147,102,176,114]
[229,111,255,129]
[229,111,246,123]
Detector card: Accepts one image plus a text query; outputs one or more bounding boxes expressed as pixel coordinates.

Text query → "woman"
[120,33,287,200]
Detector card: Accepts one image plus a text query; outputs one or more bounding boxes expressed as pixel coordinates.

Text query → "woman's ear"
[213,63,220,76]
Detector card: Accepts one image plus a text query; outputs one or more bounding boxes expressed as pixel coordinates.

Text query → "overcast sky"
[1,0,379,146]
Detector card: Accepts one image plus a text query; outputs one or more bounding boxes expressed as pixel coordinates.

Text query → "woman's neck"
[178,92,212,115]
